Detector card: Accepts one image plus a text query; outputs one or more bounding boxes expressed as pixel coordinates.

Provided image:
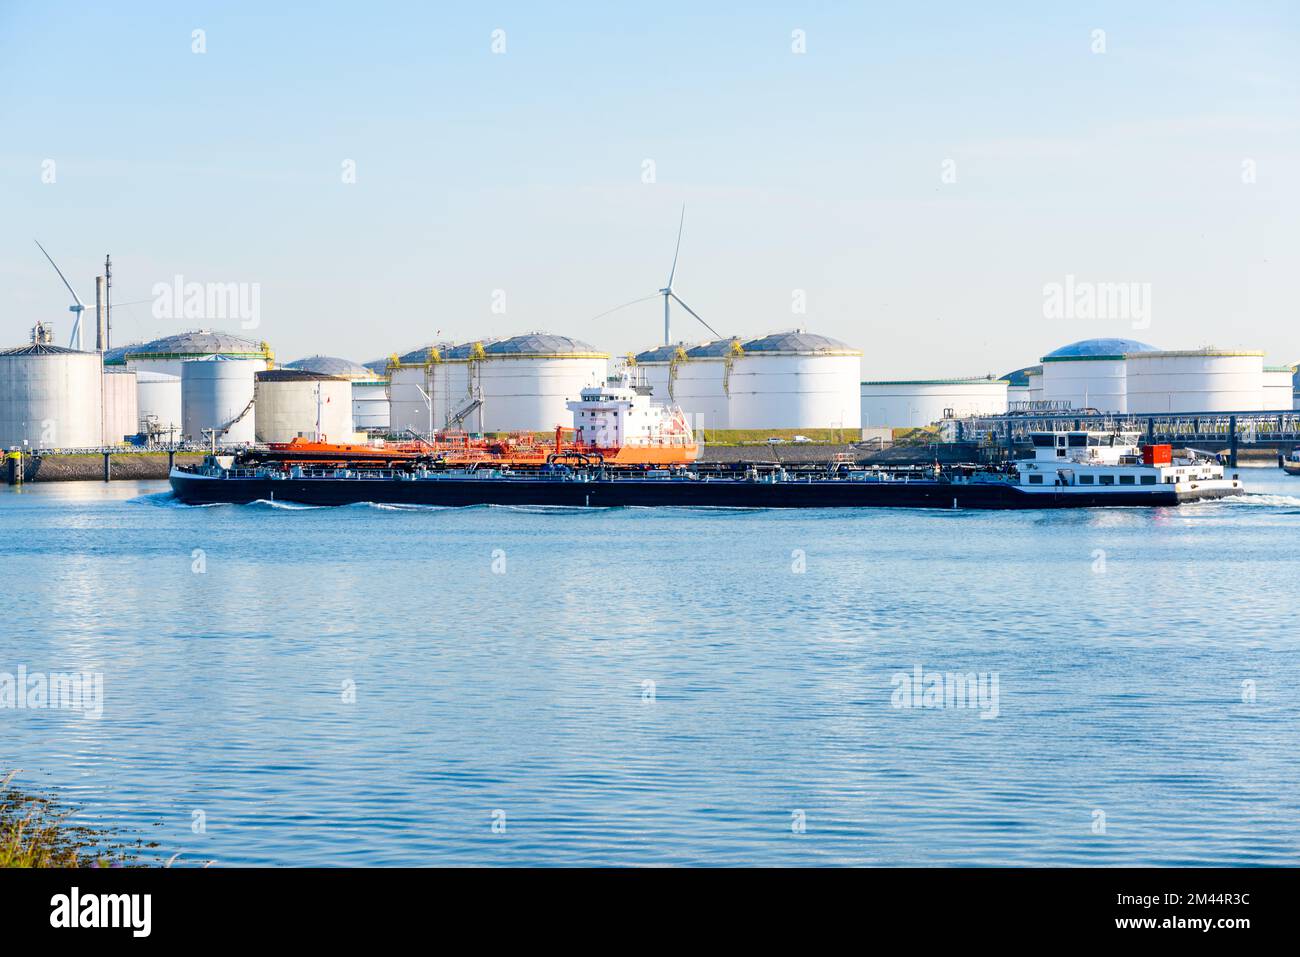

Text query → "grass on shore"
[1,771,159,868]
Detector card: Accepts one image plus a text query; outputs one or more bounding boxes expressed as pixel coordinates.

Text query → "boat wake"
[130,492,226,508]
[248,498,326,510]
[1221,492,1300,509]
[347,502,457,512]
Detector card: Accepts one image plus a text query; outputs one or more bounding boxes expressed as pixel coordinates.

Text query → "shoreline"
[0,770,161,868]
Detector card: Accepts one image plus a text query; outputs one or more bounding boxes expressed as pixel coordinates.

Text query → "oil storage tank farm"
[284,355,389,432]
[254,369,354,443]
[728,331,862,430]
[1038,338,1158,413]
[181,355,261,446]
[0,342,103,449]
[1125,349,1266,414]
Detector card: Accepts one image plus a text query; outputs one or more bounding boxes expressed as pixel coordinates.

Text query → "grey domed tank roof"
[123,330,267,358]
[1041,338,1158,361]
[284,355,374,378]
[634,343,695,362]
[484,333,605,356]
[741,330,860,355]
[102,342,140,366]
[444,338,501,358]
[685,338,744,358]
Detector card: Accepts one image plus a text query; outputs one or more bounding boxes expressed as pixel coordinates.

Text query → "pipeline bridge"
[955,408,1300,466]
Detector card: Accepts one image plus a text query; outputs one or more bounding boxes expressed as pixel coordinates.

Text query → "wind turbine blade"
[669,292,720,339]
[666,204,685,288]
[588,293,659,322]
[34,239,85,306]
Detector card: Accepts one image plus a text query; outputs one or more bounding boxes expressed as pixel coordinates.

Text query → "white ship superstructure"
[1015,430,1241,498]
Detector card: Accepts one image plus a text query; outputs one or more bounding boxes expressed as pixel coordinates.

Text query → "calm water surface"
[2,470,1298,866]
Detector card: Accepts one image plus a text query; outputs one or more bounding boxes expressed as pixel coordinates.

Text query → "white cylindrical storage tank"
[728,331,862,430]
[135,371,182,440]
[860,377,1008,429]
[254,370,354,443]
[630,344,689,408]
[352,379,389,430]
[1039,338,1158,413]
[1125,350,1265,413]
[284,355,390,432]
[1002,366,1036,409]
[386,341,482,435]
[118,330,272,378]
[181,355,260,446]
[103,368,139,444]
[1263,366,1292,410]
[0,344,103,449]
[477,334,608,432]
[674,339,738,432]
[1026,366,1044,403]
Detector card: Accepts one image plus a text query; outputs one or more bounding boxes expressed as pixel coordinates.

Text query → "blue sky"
[2,1,1297,375]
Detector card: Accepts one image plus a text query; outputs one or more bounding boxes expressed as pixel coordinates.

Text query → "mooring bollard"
[168,450,176,472]
[102,451,111,482]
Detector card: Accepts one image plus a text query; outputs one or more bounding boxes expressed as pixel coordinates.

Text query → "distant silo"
[0,343,103,449]
[118,330,273,378]
[860,376,1008,429]
[284,355,390,432]
[254,369,354,444]
[1125,349,1265,414]
[1026,366,1044,403]
[103,368,139,444]
[181,355,260,446]
[1039,338,1159,413]
[1002,366,1036,407]
[1263,366,1292,410]
[135,371,182,440]
[476,334,608,432]
[728,331,862,430]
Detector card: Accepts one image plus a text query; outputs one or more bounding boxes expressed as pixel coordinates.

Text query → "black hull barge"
[169,462,1243,510]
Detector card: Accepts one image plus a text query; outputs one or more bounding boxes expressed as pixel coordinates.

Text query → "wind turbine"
[590,206,721,345]
[34,240,88,350]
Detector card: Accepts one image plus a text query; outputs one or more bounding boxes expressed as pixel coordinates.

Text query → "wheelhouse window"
[1119,475,1135,485]
[1028,474,1043,484]
[1079,474,1095,484]
[1099,475,1115,485]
